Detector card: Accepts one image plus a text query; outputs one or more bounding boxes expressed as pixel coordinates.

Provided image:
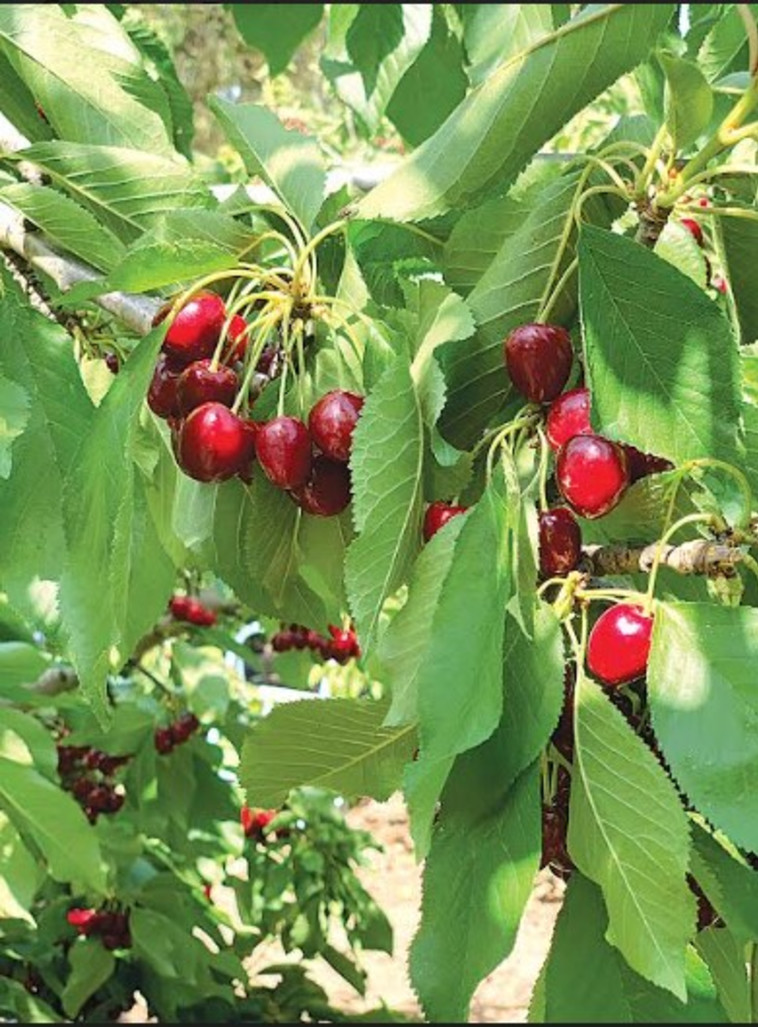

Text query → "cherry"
[546,387,591,451]
[154,727,174,755]
[680,218,704,246]
[556,435,629,519]
[238,420,261,483]
[67,909,97,934]
[290,456,351,516]
[162,291,226,365]
[147,354,182,420]
[272,630,293,653]
[171,712,200,744]
[256,346,278,376]
[169,595,192,620]
[713,274,728,295]
[587,603,653,687]
[327,624,361,662]
[104,352,120,374]
[72,777,94,801]
[177,403,254,483]
[503,323,573,403]
[88,785,114,813]
[256,416,312,490]
[177,359,238,416]
[538,507,582,578]
[184,598,217,626]
[622,444,674,484]
[423,501,467,542]
[308,390,364,463]
[226,314,249,362]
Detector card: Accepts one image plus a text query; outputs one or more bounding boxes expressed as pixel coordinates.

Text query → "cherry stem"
[291,219,347,298]
[644,512,719,614]
[575,587,648,605]
[231,309,281,415]
[686,457,753,530]
[485,417,539,481]
[535,424,550,512]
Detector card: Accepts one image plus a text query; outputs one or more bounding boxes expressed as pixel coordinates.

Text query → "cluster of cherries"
[168,593,217,627]
[146,291,364,517]
[57,744,129,823]
[66,907,131,950]
[153,711,200,756]
[240,805,281,843]
[271,622,361,663]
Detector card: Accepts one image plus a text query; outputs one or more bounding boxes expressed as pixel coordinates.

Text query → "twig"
[583,539,747,578]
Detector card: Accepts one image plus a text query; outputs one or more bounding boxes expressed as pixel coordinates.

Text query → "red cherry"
[622,444,674,484]
[504,323,573,403]
[177,359,238,416]
[104,352,120,374]
[713,274,728,295]
[256,346,278,376]
[272,631,292,652]
[183,598,217,627]
[162,292,226,365]
[556,435,629,519]
[171,712,200,744]
[103,790,125,814]
[67,908,97,934]
[290,456,351,516]
[72,777,94,801]
[308,391,364,463]
[546,388,591,451]
[169,595,192,620]
[423,501,467,542]
[256,416,312,490]
[154,728,174,755]
[587,604,653,687]
[225,314,249,362]
[680,218,704,246]
[177,403,254,483]
[147,354,182,420]
[538,508,582,577]
[87,785,114,813]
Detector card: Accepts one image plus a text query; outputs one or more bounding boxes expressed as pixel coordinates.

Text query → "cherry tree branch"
[584,539,747,578]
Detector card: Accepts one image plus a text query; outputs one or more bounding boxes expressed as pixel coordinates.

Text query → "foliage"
[1,2,758,1024]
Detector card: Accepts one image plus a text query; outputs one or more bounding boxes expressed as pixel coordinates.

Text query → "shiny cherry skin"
[546,387,592,451]
[538,507,582,577]
[504,323,573,403]
[225,314,249,362]
[556,435,629,519]
[290,456,351,516]
[177,403,254,483]
[587,604,653,687]
[256,416,313,490]
[183,598,217,627]
[169,595,192,620]
[308,391,364,463]
[680,218,704,246]
[147,354,182,419]
[622,444,674,484]
[162,291,226,365]
[177,359,238,415]
[423,501,467,542]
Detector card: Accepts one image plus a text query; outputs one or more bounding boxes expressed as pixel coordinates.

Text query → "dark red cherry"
[290,456,351,516]
[556,435,629,519]
[538,508,582,577]
[504,323,573,403]
[256,346,278,376]
[171,712,200,744]
[423,501,467,542]
[162,291,226,366]
[226,314,249,362]
[546,387,591,451]
[256,416,313,490]
[104,352,120,374]
[308,391,364,463]
[169,595,192,620]
[154,728,174,755]
[177,403,254,483]
[587,604,653,687]
[177,359,238,415]
[147,354,182,419]
[622,444,674,484]
[680,218,703,246]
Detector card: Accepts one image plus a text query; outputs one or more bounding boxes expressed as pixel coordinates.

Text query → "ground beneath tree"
[299,794,565,1023]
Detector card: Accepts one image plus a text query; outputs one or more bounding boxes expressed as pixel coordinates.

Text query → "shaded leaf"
[62,940,115,1018]
[0,373,28,479]
[660,52,713,149]
[231,4,324,76]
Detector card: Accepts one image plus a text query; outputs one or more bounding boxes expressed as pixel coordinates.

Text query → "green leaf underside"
[231,4,324,76]
[411,760,541,1022]
[569,672,694,999]
[357,4,674,221]
[649,602,758,851]
[241,697,416,808]
[580,226,740,465]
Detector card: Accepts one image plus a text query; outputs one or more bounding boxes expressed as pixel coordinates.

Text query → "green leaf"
[386,8,467,147]
[0,373,28,480]
[649,602,758,852]
[660,52,713,149]
[697,5,752,82]
[378,514,466,727]
[654,219,709,288]
[321,4,432,134]
[62,940,115,1018]
[442,194,526,296]
[60,328,168,724]
[579,225,741,465]
[209,99,326,232]
[0,4,174,155]
[13,142,210,244]
[230,4,323,75]
[0,977,60,1023]
[0,707,58,780]
[695,926,751,1025]
[0,813,44,921]
[410,760,541,1022]
[720,213,758,345]
[0,266,93,613]
[346,356,424,649]
[0,49,54,144]
[461,4,555,86]
[0,182,126,273]
[357,4,673,221]
[416,474,511,762]
[131,907,205,982]
[568,671,694,999]
[0,757,104,891]
[240,697,416,807]
[690,823,758,945]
